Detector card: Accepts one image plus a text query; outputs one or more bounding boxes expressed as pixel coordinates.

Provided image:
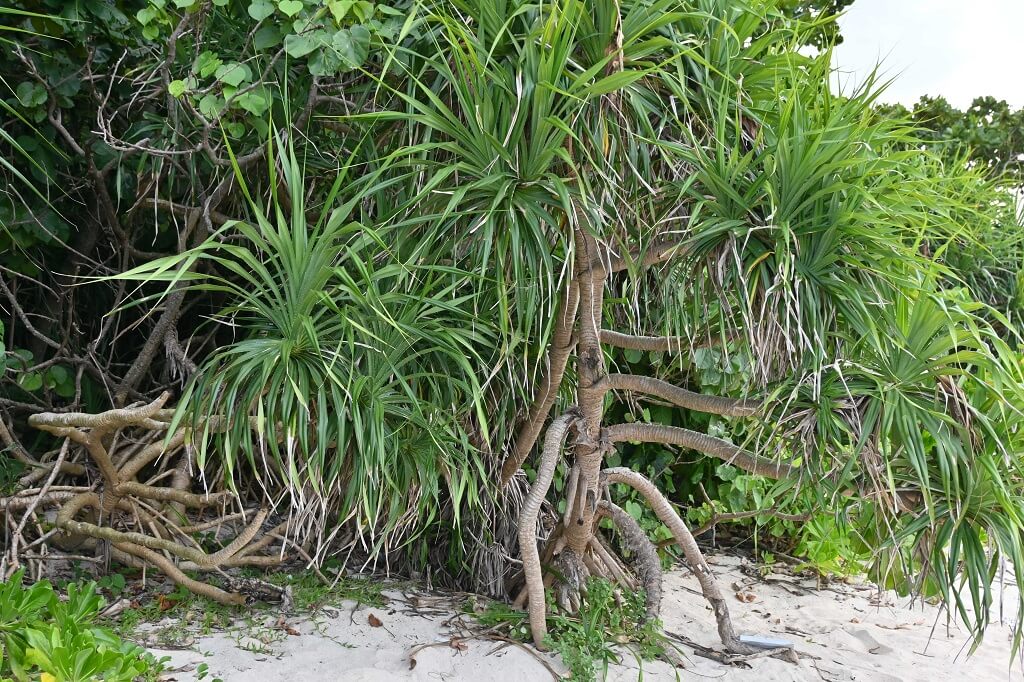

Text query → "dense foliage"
[776,0,854,48]
[879,95,1024,188]
[1,0,1023,660]
[874,96,1024,320]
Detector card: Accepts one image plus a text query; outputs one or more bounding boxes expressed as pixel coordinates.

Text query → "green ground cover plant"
[0,570,165,682]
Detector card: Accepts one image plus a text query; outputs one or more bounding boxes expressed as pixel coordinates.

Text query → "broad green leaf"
[236,89,270,115]
[284,33,317,58]
[247,0,275,20]
[278,0,304,17]
[327,0,352,23]
[18,372,42,392]
[332,25,370,69]
[253,25,282,49]
[15,81,46,108]
[198,93,224,118]
[350,0,374,22]
[215,62,251,87]
[195,51,222,78]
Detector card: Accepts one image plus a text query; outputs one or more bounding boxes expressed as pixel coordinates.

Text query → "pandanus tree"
[93,0,1024,658]
[352,0,1024,654]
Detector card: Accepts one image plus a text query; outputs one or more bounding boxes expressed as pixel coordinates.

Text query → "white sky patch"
[833,0,1024,108]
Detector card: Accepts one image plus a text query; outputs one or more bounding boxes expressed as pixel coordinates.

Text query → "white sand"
[152,553,1023,681]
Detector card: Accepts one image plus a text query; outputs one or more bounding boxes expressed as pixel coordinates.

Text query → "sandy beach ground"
[151,553,1023,681]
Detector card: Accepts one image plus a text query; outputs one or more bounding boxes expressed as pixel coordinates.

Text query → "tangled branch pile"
[2,394,288,604]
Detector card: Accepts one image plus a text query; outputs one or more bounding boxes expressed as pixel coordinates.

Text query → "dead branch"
[4,399,288,601]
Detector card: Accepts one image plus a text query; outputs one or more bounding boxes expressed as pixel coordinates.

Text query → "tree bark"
[512,230,795,659]
[602,467,759,655]
[562,227,609,556]
[597,500,662,619]
[518,410,579,648]
[599,329,732,352]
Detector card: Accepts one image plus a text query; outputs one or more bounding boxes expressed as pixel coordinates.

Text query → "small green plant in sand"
[473,577,677,681]
[262,569,389,612]
[111,582,236,646]
[101,565,393,656]
[0,570,166,682]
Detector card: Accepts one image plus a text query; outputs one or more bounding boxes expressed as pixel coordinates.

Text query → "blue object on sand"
[738,634,794,649]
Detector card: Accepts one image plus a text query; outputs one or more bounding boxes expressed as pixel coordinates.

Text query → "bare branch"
[0,277,61,351]
[6,439,70,572]
[29,392,171,431]
[599,330,733,352]
[113,543,245,605]
[140,198,231,226]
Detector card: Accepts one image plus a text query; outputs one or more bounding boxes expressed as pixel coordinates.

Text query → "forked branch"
[7,399,290,603]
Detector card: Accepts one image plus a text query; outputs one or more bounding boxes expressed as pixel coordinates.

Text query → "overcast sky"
[832,0,1024,109]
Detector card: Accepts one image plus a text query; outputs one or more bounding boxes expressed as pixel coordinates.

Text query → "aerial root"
[553,547,588,614]
[513,464,763,658]
[517,410,580,648]
[596,500,661,619]
[602,467,761,655]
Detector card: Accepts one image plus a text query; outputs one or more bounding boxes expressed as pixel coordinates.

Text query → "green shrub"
[114,136,492,561]
[0,571,165,682]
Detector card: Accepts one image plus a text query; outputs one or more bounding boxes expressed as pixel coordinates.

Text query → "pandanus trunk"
[508,233,791,656]
[561,228,609,560]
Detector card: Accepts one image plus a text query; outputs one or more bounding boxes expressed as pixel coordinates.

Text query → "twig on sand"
[408,632,563,680]
[724,646,799,664]
[482,635,564,679]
